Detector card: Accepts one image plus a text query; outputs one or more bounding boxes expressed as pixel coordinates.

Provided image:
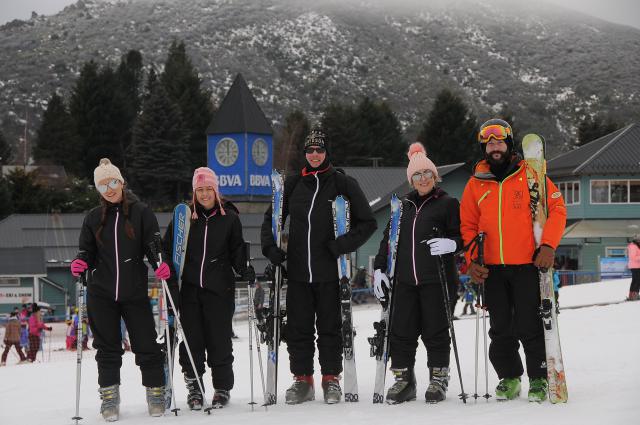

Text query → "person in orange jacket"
[460,119,566,403]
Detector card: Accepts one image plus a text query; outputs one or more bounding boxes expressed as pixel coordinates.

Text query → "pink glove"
[155,262,170,280]
[71,259,88,277]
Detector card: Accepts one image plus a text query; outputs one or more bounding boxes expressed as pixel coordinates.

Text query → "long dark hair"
[96,187,136,245]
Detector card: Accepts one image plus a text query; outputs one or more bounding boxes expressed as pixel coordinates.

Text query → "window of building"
[590,179,640,204]
[557,181,580,205]
[0,277,20,286]
[605,247,628,258]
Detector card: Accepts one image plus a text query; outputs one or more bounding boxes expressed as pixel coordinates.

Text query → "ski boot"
[211,389,230,409]
[146,386,166,417]
[425,367,449,403]
[285,375,315,404]
[385,368,417,404]
[98,384,120,422]
[495,377,521,401]
[627,291,639,301]
[184,375,204,411]
[528,377,548,403]
[321,375,342,404]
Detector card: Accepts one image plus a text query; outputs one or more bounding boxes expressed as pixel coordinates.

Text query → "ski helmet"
[477,118,514,152]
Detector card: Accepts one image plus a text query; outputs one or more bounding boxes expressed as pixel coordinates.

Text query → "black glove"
[265,246,287,265]
[243,265,256,283]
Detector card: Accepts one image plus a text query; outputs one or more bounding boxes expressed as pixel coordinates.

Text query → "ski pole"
[72,273,86,424]
[476,233,491,401]
[245,242,257,411]
[423,230,467,403]
[157,257,179,416]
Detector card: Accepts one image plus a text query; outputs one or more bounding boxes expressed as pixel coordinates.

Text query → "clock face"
[251,138,269,166]
[215,138,239,167]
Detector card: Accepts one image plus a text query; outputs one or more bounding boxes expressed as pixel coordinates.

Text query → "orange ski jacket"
[460,158,566,266]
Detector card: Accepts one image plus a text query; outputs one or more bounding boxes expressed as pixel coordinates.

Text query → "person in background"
[1,311,28,365]
[26,303,52,362]
[627,234,640,301]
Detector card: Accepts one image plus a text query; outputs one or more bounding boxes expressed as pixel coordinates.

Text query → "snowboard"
[522,133,568,404]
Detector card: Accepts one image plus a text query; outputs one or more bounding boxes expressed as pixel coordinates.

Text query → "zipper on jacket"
[497,166,523,265]
[477,190,491,206]
[199,213,214,288]
[407,196,432,285]
[114,210,120,301]
[307,173,320,282]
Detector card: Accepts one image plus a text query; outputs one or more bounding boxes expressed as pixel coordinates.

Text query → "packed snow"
[0,278,637,424]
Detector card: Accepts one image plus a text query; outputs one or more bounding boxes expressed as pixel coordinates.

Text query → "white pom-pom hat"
[93,158,124,187]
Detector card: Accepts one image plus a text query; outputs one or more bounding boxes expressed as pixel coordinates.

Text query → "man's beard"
[486,150,508,166]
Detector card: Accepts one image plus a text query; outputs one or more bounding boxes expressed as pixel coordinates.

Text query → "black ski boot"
[385,368,416,404]
[184,375,204,411]
[285,375,315,404]
[211,389,230,409]
[425,367,449,403]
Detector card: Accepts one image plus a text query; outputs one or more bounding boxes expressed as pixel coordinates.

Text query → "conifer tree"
[0,129,12,165]
[417,88,478,165]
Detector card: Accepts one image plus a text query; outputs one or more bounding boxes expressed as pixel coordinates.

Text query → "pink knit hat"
[191,167,225,219]
[406,142,439,184]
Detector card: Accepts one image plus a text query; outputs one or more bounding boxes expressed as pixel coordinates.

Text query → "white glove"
[426,238,457,255]
[373,269,391,301]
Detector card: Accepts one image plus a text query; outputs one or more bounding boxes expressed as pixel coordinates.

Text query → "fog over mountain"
[1,0,639,159]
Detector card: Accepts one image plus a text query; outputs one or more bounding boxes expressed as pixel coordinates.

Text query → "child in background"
[27,304,52,362]
[1,311,28,365]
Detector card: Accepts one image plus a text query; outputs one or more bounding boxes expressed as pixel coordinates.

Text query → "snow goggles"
[304,147,326,154]
[478,124,512,143]
[96,179,121,194]
[411,170,435,182]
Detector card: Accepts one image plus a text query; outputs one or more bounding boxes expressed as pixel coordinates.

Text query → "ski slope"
[0,278,637,425]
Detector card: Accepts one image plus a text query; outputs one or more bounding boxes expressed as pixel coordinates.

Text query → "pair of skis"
[523,134,569,404]
[369,194,402,403]
[264,171,360,404]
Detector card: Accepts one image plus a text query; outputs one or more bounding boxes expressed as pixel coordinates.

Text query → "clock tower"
[206,73,273,197]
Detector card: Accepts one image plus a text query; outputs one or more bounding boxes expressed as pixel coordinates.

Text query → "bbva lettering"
[219,175,242,187]
[250,174,271,187]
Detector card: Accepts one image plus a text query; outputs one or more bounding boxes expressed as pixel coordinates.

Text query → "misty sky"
[0,0,639,29]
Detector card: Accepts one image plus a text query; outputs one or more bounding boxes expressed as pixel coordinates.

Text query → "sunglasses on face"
[96,179,121,194]
[304,147,326,154]
[411,170,435,182]
[478,124,512,143]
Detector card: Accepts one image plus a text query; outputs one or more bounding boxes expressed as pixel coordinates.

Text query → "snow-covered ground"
[0,278,637,425]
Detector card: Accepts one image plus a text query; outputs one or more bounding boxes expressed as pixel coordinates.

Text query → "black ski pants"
[485,264,546,380]
[286,280,342,376]
[389,281,451,371]
[178,284,234,390]
[87,292,164,387]
[629,269,640,292]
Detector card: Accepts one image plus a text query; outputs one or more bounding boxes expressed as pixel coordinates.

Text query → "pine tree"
[6,168,49,213]
[33,93,82,174]
[321,102,360,166]
[275,110,310,172]
[128,84,189,207]
[0,129,12,165]
[0,177,12,219]
[160,40,213,170]
[417,88,478,165]
[356,97,406,166]
[576,115,622,147]
[115,50,145,167]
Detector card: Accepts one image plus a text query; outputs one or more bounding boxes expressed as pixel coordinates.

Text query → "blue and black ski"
[369,194,402,403]
[264,170,284,405]
[332,195,358,402]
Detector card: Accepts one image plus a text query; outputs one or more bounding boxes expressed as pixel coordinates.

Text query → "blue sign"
[600,257,630,279]
[207,133,273,196]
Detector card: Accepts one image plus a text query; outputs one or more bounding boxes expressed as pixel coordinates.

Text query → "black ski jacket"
[261,165,377,283]
[374,187,461,287]
[76,192,165,302]
[163,201,247,296]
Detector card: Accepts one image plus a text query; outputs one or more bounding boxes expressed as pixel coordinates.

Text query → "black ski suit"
[76,192,167,388]
[163,201,247,391]
[374,187,461,370]
[261,166,377,376]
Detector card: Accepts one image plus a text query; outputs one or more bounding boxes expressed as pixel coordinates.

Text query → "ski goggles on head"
[478,124,512,143]
[96,179,121,194]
